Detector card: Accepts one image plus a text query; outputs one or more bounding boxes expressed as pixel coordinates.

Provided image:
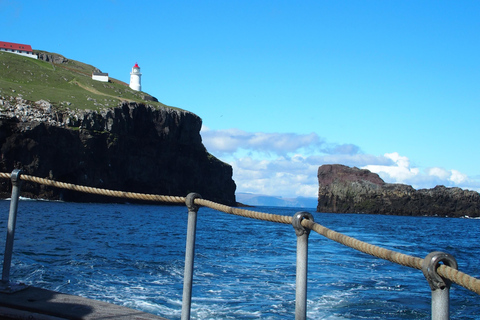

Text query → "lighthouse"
[129,63,142,91]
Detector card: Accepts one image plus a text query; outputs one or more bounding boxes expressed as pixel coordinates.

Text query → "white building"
[129,63,142,91]
[92,71,109,82]
[0,41,37,59]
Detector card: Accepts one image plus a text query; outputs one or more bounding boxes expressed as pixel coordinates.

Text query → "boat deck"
[0,286,169,320]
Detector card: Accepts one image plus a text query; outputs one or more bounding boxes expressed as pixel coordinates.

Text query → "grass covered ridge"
[0,51,173,111]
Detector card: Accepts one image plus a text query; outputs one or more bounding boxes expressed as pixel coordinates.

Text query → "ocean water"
[0,199,479,319]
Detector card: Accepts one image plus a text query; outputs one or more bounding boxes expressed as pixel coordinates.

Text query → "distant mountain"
[236,193,317,208]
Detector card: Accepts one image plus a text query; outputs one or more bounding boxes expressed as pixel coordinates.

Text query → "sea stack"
[317,164,480,217]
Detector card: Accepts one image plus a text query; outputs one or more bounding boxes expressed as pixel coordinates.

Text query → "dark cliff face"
[317,164,480,217]
[0,102,236,205]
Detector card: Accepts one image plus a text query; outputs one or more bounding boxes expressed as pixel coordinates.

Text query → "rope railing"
[2,171,480,293]
[1,171,479,318]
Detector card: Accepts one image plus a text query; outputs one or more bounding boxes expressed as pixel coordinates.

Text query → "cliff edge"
[0,98,236,205]
[317,164,480,217]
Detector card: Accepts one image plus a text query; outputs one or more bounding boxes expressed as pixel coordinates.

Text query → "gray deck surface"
[0,286,169,320]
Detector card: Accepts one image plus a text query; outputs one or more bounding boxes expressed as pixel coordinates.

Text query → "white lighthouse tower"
[129,63,142,91]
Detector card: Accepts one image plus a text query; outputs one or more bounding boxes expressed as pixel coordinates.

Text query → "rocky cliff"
[317,164,480,217]
[0,97,236,205]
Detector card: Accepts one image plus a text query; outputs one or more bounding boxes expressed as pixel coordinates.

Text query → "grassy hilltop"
[0,51,172,111]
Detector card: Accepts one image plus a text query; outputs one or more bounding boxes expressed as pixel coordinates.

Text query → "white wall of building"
[92,74,109,82]
[130,74,141,91]
[0,48,38,59]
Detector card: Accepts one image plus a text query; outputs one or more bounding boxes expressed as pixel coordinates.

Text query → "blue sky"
[3,0,480,198]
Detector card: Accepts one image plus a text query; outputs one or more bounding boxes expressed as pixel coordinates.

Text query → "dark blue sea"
[1,199,479,319]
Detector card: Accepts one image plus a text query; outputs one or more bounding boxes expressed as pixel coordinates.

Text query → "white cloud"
[363,152,420,184]
[427,167,450,180]
[363,153,480,191]
[450,170,468,185]
[201,128,480,198]
[201,126,357,156]
[202,128,383,197]
[231,154,320,197]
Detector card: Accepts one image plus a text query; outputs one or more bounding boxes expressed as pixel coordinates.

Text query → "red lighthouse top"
[133,63,139,68]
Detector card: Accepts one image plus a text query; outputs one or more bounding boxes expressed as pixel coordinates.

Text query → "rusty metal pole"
[181,193,202,320]
[422,251,458,320]
[1,169,22,285]
[292,211,314,320]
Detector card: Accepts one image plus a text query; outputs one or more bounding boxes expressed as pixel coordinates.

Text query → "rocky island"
[317,164,480,217]
[0,50,236,205]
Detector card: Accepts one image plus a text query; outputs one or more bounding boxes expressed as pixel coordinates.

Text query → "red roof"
[133,63,139,68]
[0,41,33,52]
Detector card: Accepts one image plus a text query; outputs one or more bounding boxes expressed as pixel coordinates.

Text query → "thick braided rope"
[0,172,11,180]
[195,198,293,225]
[1,172,479,295]
[20,174,186,204]
[301,219,423,269]
[301,219,480,295]
[437,264,480,295]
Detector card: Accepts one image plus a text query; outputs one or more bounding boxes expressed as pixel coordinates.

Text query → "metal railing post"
[292,211,314,320]
[422,251,458,320]
[181,193,202,320]
[0,169,28,292]
[2,169,22,284]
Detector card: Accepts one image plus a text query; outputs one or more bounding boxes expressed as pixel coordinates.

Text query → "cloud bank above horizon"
[201,127,480,198]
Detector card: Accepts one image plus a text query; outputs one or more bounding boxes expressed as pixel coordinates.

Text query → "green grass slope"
[0,51,173,111]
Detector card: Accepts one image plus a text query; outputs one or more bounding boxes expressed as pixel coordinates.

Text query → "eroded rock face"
[37,52,68,64]
[317,164,480,217]
[0,101,236,205]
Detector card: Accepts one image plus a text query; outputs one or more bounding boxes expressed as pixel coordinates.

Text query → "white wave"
[1,196,64,202]
[462,215,480,219]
